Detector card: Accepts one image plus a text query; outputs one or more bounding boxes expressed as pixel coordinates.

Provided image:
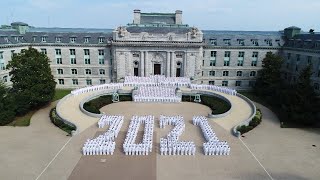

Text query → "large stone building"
[0,10,319,93]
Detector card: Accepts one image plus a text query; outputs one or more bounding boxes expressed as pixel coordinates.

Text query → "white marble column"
[166,52,170,77]
[170,51,174,77]
[184,52,187,77]
[140,51,144,77]
[145,51,148,76]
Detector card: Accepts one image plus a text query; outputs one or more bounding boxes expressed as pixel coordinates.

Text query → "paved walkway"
[0,102,70,180]
[57,88,254,133]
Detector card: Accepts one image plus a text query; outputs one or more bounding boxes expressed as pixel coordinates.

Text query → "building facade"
[0,10,319,93]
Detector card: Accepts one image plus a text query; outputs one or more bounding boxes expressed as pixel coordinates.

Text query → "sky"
[0,0,319,31]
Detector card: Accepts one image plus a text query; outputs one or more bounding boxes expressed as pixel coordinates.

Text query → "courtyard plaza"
[0,95,319,179]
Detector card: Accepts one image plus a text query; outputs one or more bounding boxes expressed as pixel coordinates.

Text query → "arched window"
[85,69,91,75]
[99,69,105,75]
[250,71,256,77]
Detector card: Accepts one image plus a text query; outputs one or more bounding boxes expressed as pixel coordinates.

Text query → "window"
[72,79,78,85]
[209,71,215,76]
[86,79,92,85]
[0,63,5,70]
[70,37,76,43]
[0,52,3,59]
[296,54,300,62]
[85,69,92,75]
[209,81,215,85]
[71,69,77,74]
[238,52,244,66]
[237,39,245,46]
[249,81,256,87]
[84,37,90,43]
[224,60,230,66]
[84,58,90,64]
[223,71,229,76]
[57,69,63,74]
[40,48,47,54]
[32,36,36,42]
[70,58,76,64]
[238,51,245,58]
[202,71,204,76]
[236,81,241,87]
[314,83,319,90]
[70,49,76,55]
[222,81,228,86]
[176,54,183,58]
[210,51,216,57]
[98,49,105,56]
[251,39,259,46]
[251,52,258,66]
[224,51,231,57]
[98,37,105,43]
[100,79,106,84]
[210,60,216,66]
[252,52,258,58]
[41,36,47,42]
[58,79,64,85]
[251,61,257,66]
[99,58,105,65]
[295,65,299,72]
[250,71,256,77]
[265,39,272,46]
[99,69,105,75]
[84,49,90,56]
[237,71,242,76]
[209,39,217,45]
[307,56,312,64]
[56,37,61,43]
[287,53,291,59]
[3,76,8,82]
[55,49,61,55]
[56,58,62,64]
[223,39,231,46]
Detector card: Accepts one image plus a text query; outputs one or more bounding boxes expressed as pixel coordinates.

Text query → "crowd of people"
[133,86,181,103]
[190,84,237,96]
[193,116,230,156]
[71,83,123,96]
[82,115,124,156]
[159,115,196,155]
[124,75,190,87]
[123,115,154,155]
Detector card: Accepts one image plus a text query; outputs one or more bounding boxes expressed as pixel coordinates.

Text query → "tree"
[283,65,320,125]
[7,47,56,115]
[0,82,16,125]
[254,52,284,103]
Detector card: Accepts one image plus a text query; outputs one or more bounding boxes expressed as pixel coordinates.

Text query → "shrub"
[50,108,76,135]
[237,109,262,135]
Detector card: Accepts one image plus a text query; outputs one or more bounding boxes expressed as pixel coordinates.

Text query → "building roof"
[126,26,191,34]
[140,13,176,24]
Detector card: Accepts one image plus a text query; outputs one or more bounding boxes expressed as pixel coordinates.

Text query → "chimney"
[175,10,182,25]
[133,9,141,24]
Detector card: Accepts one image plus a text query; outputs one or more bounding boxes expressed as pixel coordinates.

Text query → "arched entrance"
[154,64,161,75]
[176,62,182,77]
[133,61,139,76]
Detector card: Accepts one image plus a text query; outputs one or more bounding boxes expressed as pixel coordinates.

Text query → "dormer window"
[223,39,231,46]
[209,39,217,45]
[56,37,61,43]
[237,39,245,46]
[275,39,281,46]
[265,39,273,46]
[98,37,105,43]
[41,36,47,42]
[70,37,76,43]
[84,37,90,43]
[251,39,259,46]
[32,36,36,42]
[13,36,19,42]
[4,36,8,43]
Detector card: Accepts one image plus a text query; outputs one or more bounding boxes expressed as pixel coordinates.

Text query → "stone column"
[145,51,148,76]
[170,51,174,77]
[184,52,187,77]
[140,51,144,77]
[166,51,170,77]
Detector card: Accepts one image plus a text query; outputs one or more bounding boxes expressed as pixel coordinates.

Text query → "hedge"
[83,94,132,114]
[50,107,76,135]
[237,109,262,134]
[182,95,231,115]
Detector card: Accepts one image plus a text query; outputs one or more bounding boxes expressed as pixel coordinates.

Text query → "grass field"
[53,89,72,101]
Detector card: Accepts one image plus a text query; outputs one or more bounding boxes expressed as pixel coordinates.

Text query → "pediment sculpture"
[190,27,199,38]
[117,26,127,37]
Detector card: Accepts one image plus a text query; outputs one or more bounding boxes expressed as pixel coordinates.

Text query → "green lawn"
[53,89,72,101]
[7,89,72,127]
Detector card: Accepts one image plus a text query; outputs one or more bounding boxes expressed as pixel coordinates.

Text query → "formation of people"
[159,115,196,155]
[193,116,230,156]
[71,83,123,95]
[123,115,154,155]
[134,86,181,103]
[124,75,190,87]
[190,84,237,96]
[82,115,124,155]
